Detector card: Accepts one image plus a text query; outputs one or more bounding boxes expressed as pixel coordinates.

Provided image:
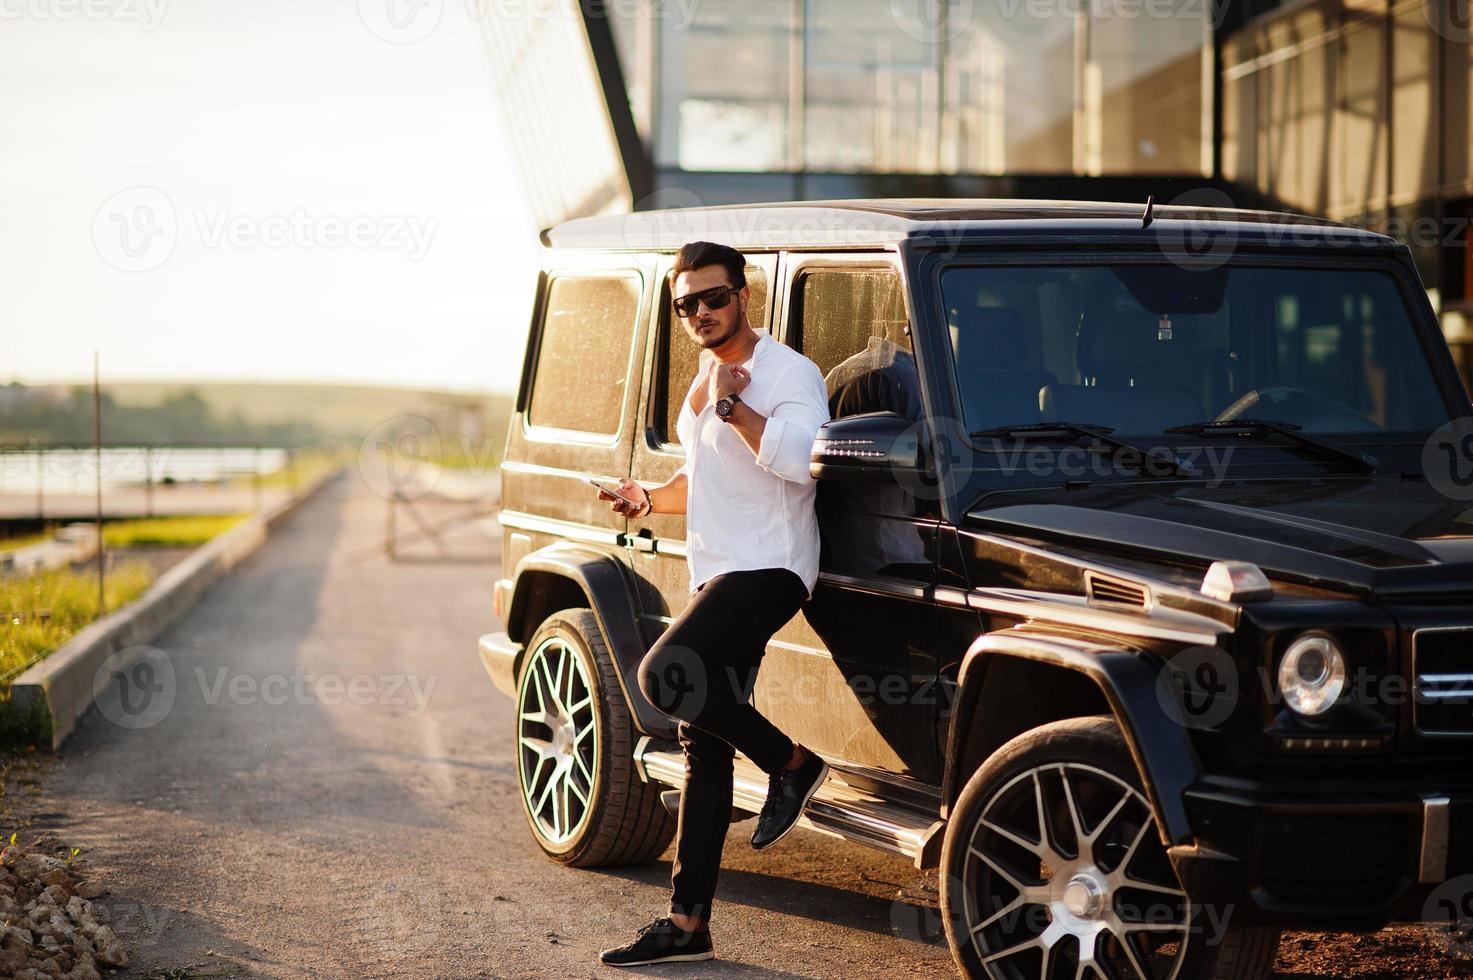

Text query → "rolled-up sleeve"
[755,362,830,484]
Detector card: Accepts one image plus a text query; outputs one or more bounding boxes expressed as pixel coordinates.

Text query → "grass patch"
[0,531,53,554]
[101,514,247,548]
[0,562,155,684]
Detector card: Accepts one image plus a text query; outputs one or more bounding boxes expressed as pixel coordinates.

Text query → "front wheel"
[515,609,674,867]
[940,716,1279,980]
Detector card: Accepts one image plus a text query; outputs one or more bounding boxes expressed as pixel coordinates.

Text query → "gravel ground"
[4,477,1467,979]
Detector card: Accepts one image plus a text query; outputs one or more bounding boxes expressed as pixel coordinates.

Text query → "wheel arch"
[506,542,673,738]
[942,629,1200,846]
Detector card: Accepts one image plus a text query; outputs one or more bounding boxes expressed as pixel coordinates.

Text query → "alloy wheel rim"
[962,762,1192,980]
[517,635,598,844]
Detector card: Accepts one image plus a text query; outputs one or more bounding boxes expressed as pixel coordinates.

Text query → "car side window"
[794,268,915,418]
[653,263,769,446]
[528,273,642,435]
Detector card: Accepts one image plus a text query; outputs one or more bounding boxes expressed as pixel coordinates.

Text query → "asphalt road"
[30,475,957,979]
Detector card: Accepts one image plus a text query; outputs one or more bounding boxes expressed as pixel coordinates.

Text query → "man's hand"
[710,364,751,403]
[599,478,651,518]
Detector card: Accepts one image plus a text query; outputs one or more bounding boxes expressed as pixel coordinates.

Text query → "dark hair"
[672,241,745,291]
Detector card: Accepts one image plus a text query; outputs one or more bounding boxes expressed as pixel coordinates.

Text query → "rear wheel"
[515,609,673,867]
[941,716,1279,980]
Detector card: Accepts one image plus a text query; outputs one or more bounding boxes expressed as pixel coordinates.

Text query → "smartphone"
[585,477,643,506]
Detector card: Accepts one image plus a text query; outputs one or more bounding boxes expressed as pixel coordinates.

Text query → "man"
[597,241,831,967]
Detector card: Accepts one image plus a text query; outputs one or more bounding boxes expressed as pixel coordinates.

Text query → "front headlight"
[1278,632,1347,716]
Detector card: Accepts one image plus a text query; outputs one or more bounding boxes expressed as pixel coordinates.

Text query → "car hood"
[965,478,1473,597]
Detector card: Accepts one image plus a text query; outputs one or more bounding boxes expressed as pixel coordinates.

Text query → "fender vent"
[1085,572,1151,610]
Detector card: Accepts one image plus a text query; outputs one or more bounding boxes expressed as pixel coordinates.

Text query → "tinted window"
[528,274,641,434]
[941,264,1450,435]
[796,269,914,417]
[655,264,769,445]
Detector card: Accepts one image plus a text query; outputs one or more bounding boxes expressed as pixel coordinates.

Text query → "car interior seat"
[1039,309,1206,433]
[949,306,1057,428]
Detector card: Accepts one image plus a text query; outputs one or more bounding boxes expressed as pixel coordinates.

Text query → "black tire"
[515,609,674,867]
[940,716,1279,980]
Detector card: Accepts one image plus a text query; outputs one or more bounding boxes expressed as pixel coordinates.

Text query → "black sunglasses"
[672,285,738,319]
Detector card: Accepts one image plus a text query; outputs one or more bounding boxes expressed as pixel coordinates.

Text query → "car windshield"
[941,263,1452,437]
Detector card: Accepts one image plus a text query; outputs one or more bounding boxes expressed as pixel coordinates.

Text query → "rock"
[63,897,90,926]
[0,948,28,974]
[74,883,104,901]
[36,956,65,977]
[14,969,49,980]
[92,941,126,969]
[39,870,70,890]
[66,962,100,980]
[39,885,68,907]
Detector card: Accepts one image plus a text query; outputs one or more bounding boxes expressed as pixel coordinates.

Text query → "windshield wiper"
[971,421,1197,477]
[1163,418,1378,473]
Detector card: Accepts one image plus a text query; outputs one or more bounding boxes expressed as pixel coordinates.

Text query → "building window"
[658,1,793,172]
[528,274,642,435]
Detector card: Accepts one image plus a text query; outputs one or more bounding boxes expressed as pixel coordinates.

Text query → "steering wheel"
[1215,386,1377,432]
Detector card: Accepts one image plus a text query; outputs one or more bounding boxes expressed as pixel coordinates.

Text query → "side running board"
[634,737,946,870]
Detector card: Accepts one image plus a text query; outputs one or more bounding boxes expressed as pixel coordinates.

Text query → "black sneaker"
[599,917,715,967]
[750,748,828,850]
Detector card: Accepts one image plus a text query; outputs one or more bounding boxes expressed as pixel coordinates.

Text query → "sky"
[1,0,544,394]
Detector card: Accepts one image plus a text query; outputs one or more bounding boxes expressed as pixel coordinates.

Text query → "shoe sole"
[751,760,828,850]
[601,950,716,967]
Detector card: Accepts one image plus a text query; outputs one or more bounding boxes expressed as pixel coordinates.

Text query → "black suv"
[479,200,1473,979]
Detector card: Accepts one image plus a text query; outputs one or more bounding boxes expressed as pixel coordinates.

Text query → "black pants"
[636,568,808,923]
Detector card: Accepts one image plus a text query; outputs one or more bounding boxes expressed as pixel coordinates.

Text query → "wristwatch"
[714,393,741,422]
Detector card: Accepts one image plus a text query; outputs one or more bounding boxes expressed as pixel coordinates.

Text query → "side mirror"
[809,412,921,483]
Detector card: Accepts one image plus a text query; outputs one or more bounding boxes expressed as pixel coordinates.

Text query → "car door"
[625,253,781,645]
[499,252,652,578]
[757,252,942,782]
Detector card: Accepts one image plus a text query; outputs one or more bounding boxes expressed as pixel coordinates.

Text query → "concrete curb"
[9,468,345,749]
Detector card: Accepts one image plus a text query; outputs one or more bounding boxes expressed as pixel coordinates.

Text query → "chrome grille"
[1414,628,1473,736]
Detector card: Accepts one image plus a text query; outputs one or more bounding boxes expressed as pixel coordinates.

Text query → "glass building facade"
[481,0,1471,384]
[1220,0,1473,377]
[609,0,1212,179]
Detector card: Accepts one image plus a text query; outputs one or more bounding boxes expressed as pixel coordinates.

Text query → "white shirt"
[675,332,830,596]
